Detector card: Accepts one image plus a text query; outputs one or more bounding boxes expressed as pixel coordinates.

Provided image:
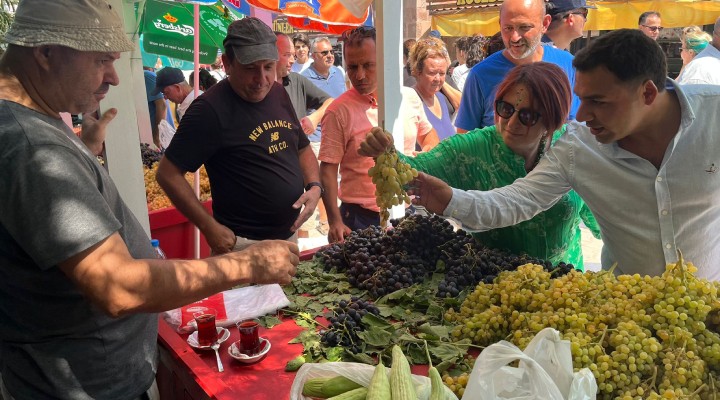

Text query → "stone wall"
[403,0,433,40]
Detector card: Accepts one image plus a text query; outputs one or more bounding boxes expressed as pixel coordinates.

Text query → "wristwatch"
[305,181,324,195]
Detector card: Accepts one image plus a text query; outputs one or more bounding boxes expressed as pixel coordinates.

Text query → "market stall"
[153,213,720,399]
[428,0,720,37]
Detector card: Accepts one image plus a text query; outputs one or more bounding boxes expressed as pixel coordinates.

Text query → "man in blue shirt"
[302,37,347,143]
[455,0,580,132]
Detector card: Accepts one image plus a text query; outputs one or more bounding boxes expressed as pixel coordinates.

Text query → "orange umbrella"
[246,0,370,33]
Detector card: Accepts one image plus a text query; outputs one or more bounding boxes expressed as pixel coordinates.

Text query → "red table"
[155,249,432,399]
[156,315,306,400]
[156,249,315,400]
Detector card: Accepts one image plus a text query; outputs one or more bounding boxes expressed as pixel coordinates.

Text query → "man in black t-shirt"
[157,18,322,254]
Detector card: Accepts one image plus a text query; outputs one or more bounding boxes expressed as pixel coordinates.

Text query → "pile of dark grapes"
[315,214,574,300]
[436,233,574,298]
[140,143,163,168]
[320,297,380,353]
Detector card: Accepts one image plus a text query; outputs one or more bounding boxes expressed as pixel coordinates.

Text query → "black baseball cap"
[152,67,185,96]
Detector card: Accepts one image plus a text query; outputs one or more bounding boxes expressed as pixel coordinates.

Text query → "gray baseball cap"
[4,0,134,53]
[222,17,278,64]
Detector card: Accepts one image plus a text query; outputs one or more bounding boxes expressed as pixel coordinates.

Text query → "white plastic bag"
[289,361,458,400]
[162,284,290,333]
[158,119,176,149]
[461,328,596,400]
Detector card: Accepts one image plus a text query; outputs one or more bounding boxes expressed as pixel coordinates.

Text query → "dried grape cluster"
[144,164,211,211]
[445,257,720,399]
[320,297,381,354]
[315,214,570,300]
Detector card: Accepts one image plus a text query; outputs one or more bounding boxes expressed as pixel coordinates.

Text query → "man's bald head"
[500,0,546,23]
[499,0,550,62]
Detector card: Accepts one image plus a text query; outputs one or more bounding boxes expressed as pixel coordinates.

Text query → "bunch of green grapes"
[443,256,720,399]
[368,142,418,226]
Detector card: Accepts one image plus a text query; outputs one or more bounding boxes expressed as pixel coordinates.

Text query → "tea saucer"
[187,327,230,350]
[228,337,271,364]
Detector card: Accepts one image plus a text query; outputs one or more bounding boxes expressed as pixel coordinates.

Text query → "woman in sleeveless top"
[408,37,456,145]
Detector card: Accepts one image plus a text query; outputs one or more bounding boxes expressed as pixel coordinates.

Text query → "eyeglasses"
[641,25,664,32]
[495,100,541,127]
[565,8,589,20]
[313,50,333,56]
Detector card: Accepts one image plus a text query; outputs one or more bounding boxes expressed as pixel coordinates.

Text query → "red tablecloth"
[156,249,431,399]
[158,315,306,399]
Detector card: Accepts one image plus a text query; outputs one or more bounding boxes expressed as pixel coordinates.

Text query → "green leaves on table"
[282,258,470,369]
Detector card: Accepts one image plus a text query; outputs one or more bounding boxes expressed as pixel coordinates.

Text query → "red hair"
[494,62,571,133]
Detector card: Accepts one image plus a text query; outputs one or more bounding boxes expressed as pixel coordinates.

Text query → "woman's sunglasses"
[495,100,542,127]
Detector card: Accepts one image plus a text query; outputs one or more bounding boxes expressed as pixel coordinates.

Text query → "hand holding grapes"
[407,172,453,215]
[368,128,418,226]
[358,127,394,158]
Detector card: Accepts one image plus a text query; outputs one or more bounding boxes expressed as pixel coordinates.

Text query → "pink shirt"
[319,87,432,211]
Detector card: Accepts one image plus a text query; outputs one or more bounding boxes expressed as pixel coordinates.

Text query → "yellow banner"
[432,1,720,37]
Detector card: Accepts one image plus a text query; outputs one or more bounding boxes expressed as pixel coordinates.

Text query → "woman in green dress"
[360,62,600,269]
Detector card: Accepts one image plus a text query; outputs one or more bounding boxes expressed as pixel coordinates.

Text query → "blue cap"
[546,0,596,15]
[151,239,160,247]
[429,30,441,38]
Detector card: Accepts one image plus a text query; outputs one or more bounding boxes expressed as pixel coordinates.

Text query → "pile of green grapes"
[444,256,720,399]
[368,142,417,226]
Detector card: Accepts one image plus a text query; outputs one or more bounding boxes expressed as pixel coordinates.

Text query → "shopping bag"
[461,328,596,400]
[289,362,458,400]
[158,119,176,149]
[162,284,290,333]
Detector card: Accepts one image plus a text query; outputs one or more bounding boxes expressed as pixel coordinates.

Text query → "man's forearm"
[299,146,320,183]
[59,233,294,317]
[320,162,341,222]
[308,98,334,128]
[156,157,217,233]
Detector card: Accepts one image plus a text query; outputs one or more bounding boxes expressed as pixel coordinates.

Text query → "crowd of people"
[1,0,720,398]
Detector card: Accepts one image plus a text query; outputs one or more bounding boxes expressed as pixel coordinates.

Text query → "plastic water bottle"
[151,239,166,259]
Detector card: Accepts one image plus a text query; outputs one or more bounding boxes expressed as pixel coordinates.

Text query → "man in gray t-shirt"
[0,1,298,399]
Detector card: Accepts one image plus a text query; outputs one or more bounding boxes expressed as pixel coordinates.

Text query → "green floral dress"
[401,125,600,270]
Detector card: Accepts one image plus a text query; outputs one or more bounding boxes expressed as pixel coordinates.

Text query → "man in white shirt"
[404,29,720,280]
[291,32,313,73]
[152,67,202,121]
[677,17,720,85]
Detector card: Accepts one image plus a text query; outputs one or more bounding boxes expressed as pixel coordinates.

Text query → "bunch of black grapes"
[319,297,381,353]
[436,235,575,298]
[315,225,390,273]
[315,214,575,300]
[388,214,457,264]
[140,143,163,168]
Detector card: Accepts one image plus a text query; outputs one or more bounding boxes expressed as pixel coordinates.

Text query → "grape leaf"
[357,327,393,347]
[417,323,450,341]
[258,315,283,328]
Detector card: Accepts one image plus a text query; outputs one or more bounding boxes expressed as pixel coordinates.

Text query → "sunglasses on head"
[314,50,333,56]
[495,100,542,127]
[641,24,664,32]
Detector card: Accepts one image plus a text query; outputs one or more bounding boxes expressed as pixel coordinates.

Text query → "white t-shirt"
[676,44,720,85]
